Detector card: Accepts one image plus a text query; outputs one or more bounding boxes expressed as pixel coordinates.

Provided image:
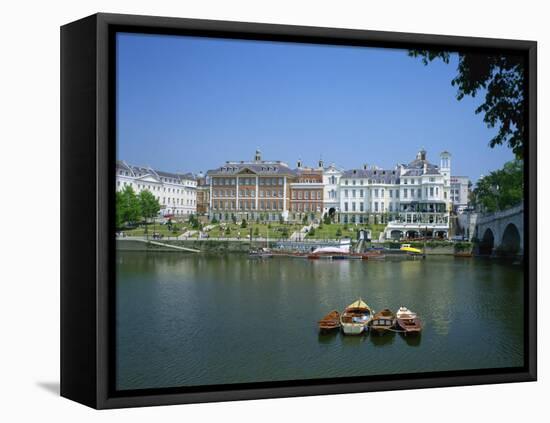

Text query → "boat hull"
[395,318,423,335]
[318,311,341,333]
[341,323,365,335]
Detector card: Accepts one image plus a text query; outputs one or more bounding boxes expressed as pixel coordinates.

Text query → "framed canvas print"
[60,13,537,409]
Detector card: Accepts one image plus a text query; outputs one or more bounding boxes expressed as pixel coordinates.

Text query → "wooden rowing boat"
[340,298,373,335]
[395,306,423,335]
[369,308,396,334]
[318,310,341,333]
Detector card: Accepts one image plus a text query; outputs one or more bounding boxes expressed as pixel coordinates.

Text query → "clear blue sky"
[116,33,515,182]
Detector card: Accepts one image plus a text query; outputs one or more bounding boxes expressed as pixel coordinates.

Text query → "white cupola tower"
[440,151,452,209]
[440,151,451,174]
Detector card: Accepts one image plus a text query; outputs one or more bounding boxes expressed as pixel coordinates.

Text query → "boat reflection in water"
[400,333,422,347]
[369,331,397,347]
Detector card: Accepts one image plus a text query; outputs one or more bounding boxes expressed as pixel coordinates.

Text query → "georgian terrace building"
[206,151,325,222]
[207,150,294,222]
[195,173,211,215]
[288,161,324,221]
[116,161,197,217]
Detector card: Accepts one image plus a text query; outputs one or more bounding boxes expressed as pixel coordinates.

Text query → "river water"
[116,252,524,390]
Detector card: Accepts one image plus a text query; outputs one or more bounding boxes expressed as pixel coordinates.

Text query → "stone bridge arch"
[501,223,521,255]
[475,203,524,256]
[479,228,495,255]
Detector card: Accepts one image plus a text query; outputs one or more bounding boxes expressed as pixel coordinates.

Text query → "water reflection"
[368,331,397,347]
[400,333,422,347]
[116,253,524,390]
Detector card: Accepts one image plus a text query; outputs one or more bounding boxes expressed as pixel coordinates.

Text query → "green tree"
[254,227,260,237]
[302,215,308,224]
[115,191,124,228]
[241,219,247,229]
[117,185,140,225]
[279,214,284,224]
[409,50,525,158]
[473,160,523,212]
[281,227,289,239]
[138,190,160,222]
[308,227,316,237]
[211,216,219,224]
[336,228,342,238]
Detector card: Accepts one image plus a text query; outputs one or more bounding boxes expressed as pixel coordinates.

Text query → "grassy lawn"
[307,223,387,240]
[206,223,303,240]
[122,223,190,238]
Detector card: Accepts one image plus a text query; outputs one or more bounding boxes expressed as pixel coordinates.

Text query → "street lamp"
[491,184,500,211]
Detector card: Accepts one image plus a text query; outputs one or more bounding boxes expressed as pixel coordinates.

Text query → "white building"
[338,164,401,224]
[385,149,452,239]
[450,176,471,212]
[322,162,343,218]
[334,149,453,239]
[116,161,197,217]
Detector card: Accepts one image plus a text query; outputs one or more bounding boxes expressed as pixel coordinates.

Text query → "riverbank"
[116,238,474,255]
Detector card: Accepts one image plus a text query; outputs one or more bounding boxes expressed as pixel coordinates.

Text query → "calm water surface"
[116,252,524,390]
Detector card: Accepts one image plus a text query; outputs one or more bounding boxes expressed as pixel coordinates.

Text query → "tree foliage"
[115,186,161,228]
[138,190,160,221]
[281,227,289,239]
[472,160,523,212]
[117,185,141,226]
[409,50,525,158]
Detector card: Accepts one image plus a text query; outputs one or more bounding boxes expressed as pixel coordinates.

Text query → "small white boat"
[396,306,417,319]
[395,306,423,334]
[340,298,373,335]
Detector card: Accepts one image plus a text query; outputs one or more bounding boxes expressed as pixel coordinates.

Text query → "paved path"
[290,223,319,241]
[178,230,198,240]
[128,237,201,253]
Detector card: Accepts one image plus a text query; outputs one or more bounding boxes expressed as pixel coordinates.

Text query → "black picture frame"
[60,12,537,409]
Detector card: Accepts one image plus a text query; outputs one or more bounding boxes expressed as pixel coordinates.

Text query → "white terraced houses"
[116,160,197,216]
[336,149,453,239]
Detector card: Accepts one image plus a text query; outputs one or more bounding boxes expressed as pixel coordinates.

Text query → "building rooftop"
[206,161,297,176]
[341,168,400,184]
[116,160,196,182]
